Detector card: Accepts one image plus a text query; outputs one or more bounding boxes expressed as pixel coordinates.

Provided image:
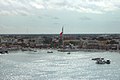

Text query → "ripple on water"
[1,51,120,80]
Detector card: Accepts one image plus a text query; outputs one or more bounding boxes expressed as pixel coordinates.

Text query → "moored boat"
[0,48,8,54]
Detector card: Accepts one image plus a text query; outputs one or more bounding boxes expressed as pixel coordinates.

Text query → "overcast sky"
[0,0,120,34]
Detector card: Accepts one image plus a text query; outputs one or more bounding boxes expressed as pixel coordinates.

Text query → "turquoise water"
[0,50,120,80]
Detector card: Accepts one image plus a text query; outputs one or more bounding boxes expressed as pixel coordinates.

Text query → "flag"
[60,27,63,38]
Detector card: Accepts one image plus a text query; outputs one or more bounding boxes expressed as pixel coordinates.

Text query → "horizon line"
[0,33,120,35]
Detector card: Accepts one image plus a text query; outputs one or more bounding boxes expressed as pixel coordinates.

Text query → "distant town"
[0,34,120,52]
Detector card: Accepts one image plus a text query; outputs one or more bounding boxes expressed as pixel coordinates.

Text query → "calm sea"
[0,50,120,80]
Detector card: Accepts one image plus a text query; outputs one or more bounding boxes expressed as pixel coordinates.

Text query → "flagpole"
[62,27,64,49]
[59,27,64,49]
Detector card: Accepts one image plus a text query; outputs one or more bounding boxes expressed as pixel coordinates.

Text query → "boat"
[0,50,8,54]
[21,48,29,51]
[96,59,106,64]
[0,48,8,54]
[29,48,37,52]
[67,52,70,54]
[92,57,111,64]
[33,50,37,52]
[105,60,111,64]
[47,51,53,53]
[92,57,104,60]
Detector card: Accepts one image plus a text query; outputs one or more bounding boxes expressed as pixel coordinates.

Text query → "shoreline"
[1,48,120,54]
[57,48,120,53]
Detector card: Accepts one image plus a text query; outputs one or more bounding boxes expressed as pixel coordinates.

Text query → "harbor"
[0,50,120,80]
[0,0,120,79]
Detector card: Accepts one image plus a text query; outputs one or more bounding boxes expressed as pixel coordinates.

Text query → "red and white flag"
[60,27,63,38]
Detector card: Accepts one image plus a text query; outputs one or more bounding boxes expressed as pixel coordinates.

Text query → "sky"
[0,0,120,34]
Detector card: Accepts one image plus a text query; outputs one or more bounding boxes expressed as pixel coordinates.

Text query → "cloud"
[0,0,120,15]
[0,0,32,15]
[29,1,45,9]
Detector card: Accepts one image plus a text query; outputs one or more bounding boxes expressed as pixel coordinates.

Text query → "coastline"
[1,47,120,54]
[57,48,120,53]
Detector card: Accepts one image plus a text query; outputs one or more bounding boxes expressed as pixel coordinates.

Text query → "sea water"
[0,50,120,80]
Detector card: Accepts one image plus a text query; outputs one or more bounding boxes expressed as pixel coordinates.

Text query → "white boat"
[21,48,29,51]
[93,58,111,64]
[96,59,106,64]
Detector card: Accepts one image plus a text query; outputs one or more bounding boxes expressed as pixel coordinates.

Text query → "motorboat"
[105,60,111,64]
[92,58,104,60]
[47,51,53,53]
[92,58,111,64]
[67,52,70,54]
[96,59,106,64]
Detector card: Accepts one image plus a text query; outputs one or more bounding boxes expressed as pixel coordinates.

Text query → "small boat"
[33,50,37,52]
[92,57,111,64]
[105,60,111,64]
[0,48,8,54]
[21,48,29,51]
[95,59,111,64]
[96,59,106,64]
[0,51,8,54]
[92,58,104,60]
[67,52,70,54]
[47,51,53,53]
